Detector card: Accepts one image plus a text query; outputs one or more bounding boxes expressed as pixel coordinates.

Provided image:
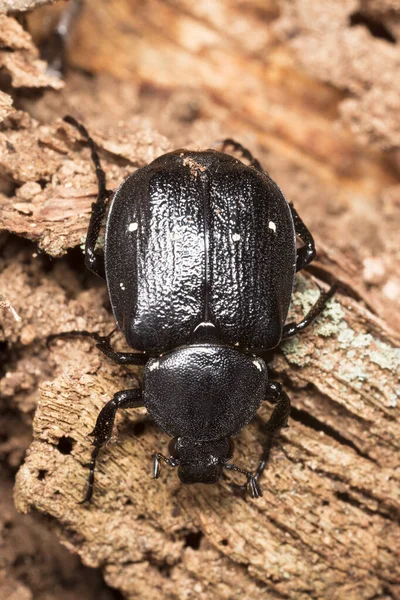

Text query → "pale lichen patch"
[281,336,312,366]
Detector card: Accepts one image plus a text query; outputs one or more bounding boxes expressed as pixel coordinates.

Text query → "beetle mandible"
[54,116,335,500]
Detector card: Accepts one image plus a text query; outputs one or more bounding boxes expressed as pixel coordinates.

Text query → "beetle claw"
[225,463,263,499]
[247,476,263,499]
[152,453,161,479]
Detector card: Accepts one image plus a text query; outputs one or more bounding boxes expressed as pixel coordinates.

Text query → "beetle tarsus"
[248,476,263,499]
[152,454,162,479]
[226,385,291,497]
[218,138,263,173]
[79,389,143,501]
[152,453,179,479]
[79,444,99,504]
[282,283,337,340]
[250,382,291,485]
[64,115,111,280]
[48,328,147,367]
[224,462,264,499]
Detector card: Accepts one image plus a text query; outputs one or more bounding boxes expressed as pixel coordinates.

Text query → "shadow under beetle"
[53,116,335,501]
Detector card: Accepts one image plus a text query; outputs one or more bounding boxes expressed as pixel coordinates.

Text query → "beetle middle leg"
[81,388,143,503]
[282,283,337,340]
[48,329,148,366]
[63,115,112,279]
[219,138,263,173]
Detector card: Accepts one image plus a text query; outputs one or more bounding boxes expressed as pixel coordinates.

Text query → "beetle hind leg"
[81,388,143,503]
[63,115,111,279]
[218,138,263,173]
[224,382,290,499]
[282,283,337,340]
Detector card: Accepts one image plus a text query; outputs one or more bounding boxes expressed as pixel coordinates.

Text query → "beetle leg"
[252,382,291,482]
[48,328,148,366]
[282,283,337,340]
[63,115,112,279]
[218,138,263,173]
[94,335,148,366]
[81,388,143,503]
[224,463,263,498]
[289,203,317,272]
[223,384,290,499]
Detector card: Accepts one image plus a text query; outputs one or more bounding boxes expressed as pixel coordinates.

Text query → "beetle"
[52,116,335,501]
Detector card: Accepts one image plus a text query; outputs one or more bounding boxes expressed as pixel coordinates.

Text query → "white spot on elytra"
[253,359,263,372]
[268,221,277,233]
[128,222,138,232]
[149,360,159,371]
[171,231,181,241]
[120,282,126,291]
[232,233,241,242]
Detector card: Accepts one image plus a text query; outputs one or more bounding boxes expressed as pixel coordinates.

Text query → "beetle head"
[176,437,234,484]
[154,437,234,484]
[152,437,263,497]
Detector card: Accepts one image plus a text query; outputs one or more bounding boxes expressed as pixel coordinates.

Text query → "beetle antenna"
[152,453,179,479]
[224,463,263,499]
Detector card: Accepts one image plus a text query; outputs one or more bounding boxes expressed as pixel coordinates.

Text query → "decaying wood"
[1,1,399,599]
[9,267,400,600]
[0,0,58,15]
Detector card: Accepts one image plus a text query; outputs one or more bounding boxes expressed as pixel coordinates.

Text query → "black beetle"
[52,116,335,500]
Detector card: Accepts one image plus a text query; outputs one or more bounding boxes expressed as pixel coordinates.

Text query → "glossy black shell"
[104,150,296,353]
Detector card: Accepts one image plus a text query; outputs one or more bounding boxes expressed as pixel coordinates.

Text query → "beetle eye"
[168,438,180,458]
[228,439,234,458]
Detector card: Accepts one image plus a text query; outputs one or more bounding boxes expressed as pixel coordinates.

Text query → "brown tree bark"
[1,2,399,599]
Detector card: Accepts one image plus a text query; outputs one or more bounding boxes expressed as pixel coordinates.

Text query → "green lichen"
[281,336,311,366]
[337,359,368,384]
[314,298,345,337]
[283,285,399,406]
[338,328,355,346]
[369,343,400,371]
[389,392,399,408]
[295,288,320,312]
[352,333,374,348]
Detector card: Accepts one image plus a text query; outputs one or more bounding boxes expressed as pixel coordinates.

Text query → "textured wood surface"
[0,1,399,599]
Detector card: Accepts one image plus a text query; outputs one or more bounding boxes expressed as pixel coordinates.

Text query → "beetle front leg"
[81,388,143,503]
[226,382,290,498]
[253,382,291,482]
[282,283,337,340]
[63,116,111,279]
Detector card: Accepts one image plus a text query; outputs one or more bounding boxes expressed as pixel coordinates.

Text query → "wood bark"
[0,2,399,599]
